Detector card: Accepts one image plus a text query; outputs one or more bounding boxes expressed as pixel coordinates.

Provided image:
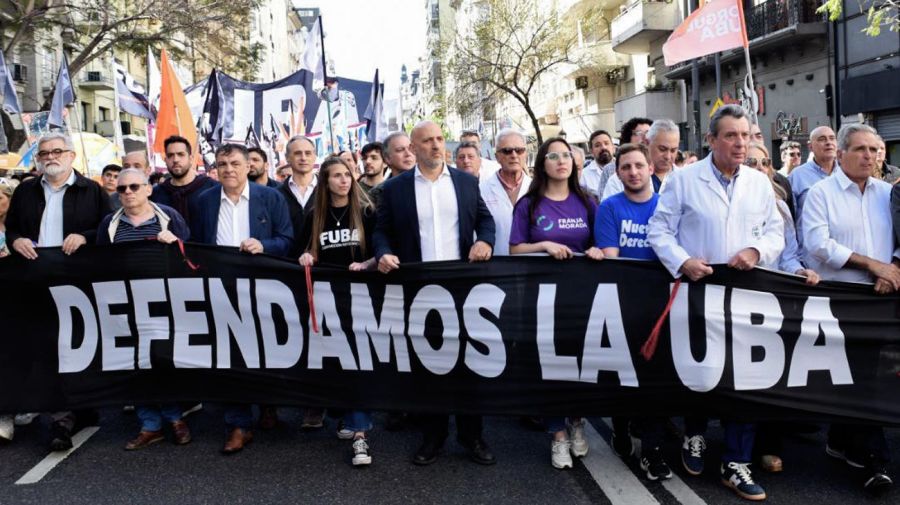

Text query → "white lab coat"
[479,171,532,256]
[648,155,785,277]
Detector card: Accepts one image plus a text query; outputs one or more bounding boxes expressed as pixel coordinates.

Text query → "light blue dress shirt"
[38,170,76,247]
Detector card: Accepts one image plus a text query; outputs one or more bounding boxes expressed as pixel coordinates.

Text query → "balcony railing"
[745,0,821,40]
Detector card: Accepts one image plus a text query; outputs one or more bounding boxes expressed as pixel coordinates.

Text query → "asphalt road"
[0,407,897,505]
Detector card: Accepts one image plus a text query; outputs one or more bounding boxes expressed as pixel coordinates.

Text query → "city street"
[0,407,897,504]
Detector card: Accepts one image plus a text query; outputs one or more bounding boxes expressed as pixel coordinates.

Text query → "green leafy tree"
[818,0,898,36]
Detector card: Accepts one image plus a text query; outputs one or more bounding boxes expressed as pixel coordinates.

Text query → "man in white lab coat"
[648,104,784,502]
[480,129,531,256]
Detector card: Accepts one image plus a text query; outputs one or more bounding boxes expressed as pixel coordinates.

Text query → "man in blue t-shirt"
[593,142,672,482]
[595,143,659,261]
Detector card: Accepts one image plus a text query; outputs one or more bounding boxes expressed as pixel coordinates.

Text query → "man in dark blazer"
[5,131,110,451]
[277,135,318,258]
[373,120,496,467]
[189,143,293,455]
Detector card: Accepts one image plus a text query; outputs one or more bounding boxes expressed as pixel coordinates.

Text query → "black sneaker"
[611,432,634,459]
[48,422,73,452]
[863,465,893,496]
[682,435,706,476]
[640,447,673,481]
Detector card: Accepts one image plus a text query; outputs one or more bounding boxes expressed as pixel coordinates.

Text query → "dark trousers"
[684,417,755,463]
[828,424,890,466]
[421,414,483,445]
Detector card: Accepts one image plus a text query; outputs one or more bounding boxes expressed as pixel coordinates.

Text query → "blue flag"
[0,51,21,114]
[114,63,152,119]
[48,54,75,129]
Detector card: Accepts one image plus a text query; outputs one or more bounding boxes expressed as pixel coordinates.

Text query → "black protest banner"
[0,241,898,425]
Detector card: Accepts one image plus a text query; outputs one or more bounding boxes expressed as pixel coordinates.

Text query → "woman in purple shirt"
[509,137,602,470]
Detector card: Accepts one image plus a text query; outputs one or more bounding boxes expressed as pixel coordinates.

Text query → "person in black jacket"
[150,135,218,224]
[278,135,318,259]
[7,131,110,260]
[5,131,110,452]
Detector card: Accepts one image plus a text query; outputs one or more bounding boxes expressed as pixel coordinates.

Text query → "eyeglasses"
[746,157,771,168]
[498,147,526,155]
[37,148,72,159]
[545,151,573,161]
[115,183,147,194]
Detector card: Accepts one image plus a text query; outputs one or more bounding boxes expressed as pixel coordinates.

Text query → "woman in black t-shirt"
[298,156,376,466]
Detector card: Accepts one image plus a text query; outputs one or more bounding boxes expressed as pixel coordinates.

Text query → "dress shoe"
[460,438,496,465]
[413,439,442,465]
[125,430,164,450]
[222,428,253,454]
[259,407,278,430]
[49,422,73,452]
[172,420,192,445]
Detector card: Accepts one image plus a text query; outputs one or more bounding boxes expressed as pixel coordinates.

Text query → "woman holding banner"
[509,137,603,469]
[298,156,376,466]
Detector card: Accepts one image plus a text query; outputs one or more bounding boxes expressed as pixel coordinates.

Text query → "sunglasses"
[746,157,771,168]
[115,183,147,194]
[498,147,526,155]
[545,151,573,162]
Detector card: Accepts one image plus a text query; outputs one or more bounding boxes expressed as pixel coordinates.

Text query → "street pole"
[690,0,702,153]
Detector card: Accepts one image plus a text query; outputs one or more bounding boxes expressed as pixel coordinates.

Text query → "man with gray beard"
[4,131,110,451]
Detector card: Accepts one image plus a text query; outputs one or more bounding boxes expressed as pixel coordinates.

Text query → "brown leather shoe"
[125,430,164,450]
[259,406,278,430]
[222,428,253,454]
[172,420,191,445]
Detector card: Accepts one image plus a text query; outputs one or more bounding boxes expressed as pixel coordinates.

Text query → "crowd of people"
[0,104,897,501]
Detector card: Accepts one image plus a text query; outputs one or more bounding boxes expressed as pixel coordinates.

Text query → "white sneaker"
[551,439,573,469]
[568,418,589,458]
[352,437,372,466]
[336,421,354,440]
[0,415,14,442]
[14,413,39,426]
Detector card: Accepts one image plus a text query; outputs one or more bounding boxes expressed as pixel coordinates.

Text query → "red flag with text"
[662,0,749,67]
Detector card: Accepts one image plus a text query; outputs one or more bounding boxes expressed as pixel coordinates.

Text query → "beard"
[597,151,613,166]
[40,162,68,177]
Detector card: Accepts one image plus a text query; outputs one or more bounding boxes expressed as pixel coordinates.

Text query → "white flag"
[302,16,324,83]
[147,47,161,112]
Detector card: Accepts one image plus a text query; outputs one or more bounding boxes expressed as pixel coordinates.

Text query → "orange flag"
[663,0,749,67]
[152,48,197,161]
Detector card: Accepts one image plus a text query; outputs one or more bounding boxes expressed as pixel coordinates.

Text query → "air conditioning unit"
[11,64,28,82]
[575,76,589,89]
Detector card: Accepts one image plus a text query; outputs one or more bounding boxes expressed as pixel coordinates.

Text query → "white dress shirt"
[415,164,460,261]
[38,170,77,247]
[480,170,531,256]
[478,158,501,184]
[579,160,603,199]
[288,173,318,207]
[801,168,898,283]
[216,183,251,247]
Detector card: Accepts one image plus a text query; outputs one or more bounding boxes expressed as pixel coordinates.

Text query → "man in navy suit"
[373,120,496,467]
[190,143,293,454]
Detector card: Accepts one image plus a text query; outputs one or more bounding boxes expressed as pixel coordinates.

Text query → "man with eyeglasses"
[597,117,652,198]
[4,131,111,451]
[778,141,802,175]
[480,129,532,256]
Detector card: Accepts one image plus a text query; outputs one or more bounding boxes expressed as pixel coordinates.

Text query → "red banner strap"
[175,240,200,271]
[305,264,319,333]
[640,278,683,361]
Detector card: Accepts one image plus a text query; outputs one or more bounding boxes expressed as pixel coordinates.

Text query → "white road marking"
[15,427,100,485]
[579,421,660,505]
[592,418,709,505]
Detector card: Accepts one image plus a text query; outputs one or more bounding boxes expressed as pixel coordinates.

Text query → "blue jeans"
[136,404,182,432]
[224,404,253,430]
[343,410,372,432]
[685,417,755,463]
[545,416,568,434]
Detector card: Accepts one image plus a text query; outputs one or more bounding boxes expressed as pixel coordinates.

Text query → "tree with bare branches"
[0,0,263,107]
[447,0,596,144]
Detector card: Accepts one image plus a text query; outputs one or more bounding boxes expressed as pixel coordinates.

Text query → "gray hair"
[117,168,149,184]
[284,135,315,155]
[494,128,525,147]
[708,104,748,137]
[455,141,480,158]
[837,123,878,151]
[647,119,679,143]
[37,131,75,151]
[383,131,410,151]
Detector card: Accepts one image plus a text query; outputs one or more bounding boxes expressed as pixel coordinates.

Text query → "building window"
[81,102,89,131]
[99,107,109,121]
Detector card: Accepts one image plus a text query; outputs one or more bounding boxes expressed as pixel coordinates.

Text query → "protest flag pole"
[736,0,757,125]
